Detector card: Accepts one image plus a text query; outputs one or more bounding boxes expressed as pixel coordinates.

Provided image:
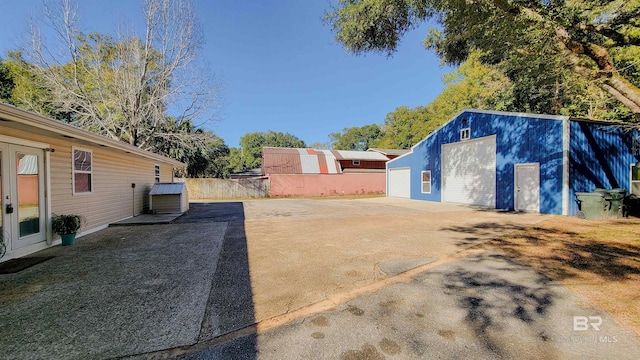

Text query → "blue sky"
[0,0,451,148]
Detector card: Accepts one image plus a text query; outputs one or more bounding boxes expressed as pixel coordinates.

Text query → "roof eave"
[0,103,185,167]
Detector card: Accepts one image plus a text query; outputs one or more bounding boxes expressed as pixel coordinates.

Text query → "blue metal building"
[386,109,640,215]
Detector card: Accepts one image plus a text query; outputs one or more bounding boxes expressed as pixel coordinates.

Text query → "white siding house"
[0,103,184,261]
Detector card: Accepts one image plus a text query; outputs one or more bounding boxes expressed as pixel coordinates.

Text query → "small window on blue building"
[461,128,471,141]
[421,171,431,194]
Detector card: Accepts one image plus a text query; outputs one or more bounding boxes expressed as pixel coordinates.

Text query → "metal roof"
[367,148,410,156]
[149,182,185,195]
[331,150,389,161]
[262,147,342,174]
[18,154,39,175]
[262,147,392,174]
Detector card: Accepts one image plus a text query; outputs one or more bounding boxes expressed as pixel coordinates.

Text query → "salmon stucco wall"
[269,173,385,197]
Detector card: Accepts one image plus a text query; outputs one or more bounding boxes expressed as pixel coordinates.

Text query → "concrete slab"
[0,222,226,359]
[236,253,640,359]
[183,250,640,360]
[2,198,638,359]
[111,213,184,225]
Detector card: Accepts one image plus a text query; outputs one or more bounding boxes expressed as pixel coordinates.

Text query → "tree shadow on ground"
[440,221,529,248]
[437,253,555,358]
[491,226,640,282]
[442,220,640,282]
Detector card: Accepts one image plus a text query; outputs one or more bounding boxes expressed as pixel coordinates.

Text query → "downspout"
[562,117,571,215]
[45,148,53,245]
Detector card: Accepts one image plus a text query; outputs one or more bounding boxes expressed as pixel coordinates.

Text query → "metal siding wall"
[569,121,640,215]
[490,115,564,214]
[387,111,566,213]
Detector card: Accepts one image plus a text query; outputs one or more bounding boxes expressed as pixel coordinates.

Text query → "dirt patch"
[487,216,640,337]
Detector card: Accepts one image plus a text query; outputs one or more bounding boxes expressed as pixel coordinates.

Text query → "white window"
[461,128,471,141]
[352,160,360,166]
[73,148,92,194]
[154,165,160,183]
[421,170,432,194]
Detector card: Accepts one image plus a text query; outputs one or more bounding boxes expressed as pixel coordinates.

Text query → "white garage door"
[388,168,410,198]
[442,136,496,207]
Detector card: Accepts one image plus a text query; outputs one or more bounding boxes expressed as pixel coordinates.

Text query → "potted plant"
[51,214,85,246]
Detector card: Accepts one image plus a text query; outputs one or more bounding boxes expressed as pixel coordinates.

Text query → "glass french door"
[0,143,46,253]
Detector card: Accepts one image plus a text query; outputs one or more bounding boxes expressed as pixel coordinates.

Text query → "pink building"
[262,147,394,197]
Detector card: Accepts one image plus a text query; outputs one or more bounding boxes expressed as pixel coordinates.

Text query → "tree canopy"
[329,124,384,150]
[1,0,227,177]
[0,59,14,103]
[20,0,222,151]
[365,52,515,148]
[227,131,307,173]
[326,0,640,122]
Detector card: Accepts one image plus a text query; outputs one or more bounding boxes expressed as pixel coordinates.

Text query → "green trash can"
[608,188,627,218]
[576,192,609,220]
[593,188,627,218]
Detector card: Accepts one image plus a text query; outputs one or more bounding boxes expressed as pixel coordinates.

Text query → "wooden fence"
[183,178,270,199]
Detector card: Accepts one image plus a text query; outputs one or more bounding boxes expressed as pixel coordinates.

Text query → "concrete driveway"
[1,198,638,359]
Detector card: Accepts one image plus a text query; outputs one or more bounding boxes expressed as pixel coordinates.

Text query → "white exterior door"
[388,168,410,198]
[0,142,47,254]
[515,163,540,212]
[442,136,496,207]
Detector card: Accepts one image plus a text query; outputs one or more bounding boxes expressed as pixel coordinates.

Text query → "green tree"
[146,118,229,178]
[308,142,331,150]
[375,51,515,148]
[231,131,307,172]
[329,124,384,150]
[22,0,222,149]
[225,148,247,174]
[326,0,640,121]
[0,59,14,103]
[375,106,429,149]
[3,50,75,120]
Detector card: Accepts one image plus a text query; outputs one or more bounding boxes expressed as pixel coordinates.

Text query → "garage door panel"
[442,137,496,207]
[388,168,410,198]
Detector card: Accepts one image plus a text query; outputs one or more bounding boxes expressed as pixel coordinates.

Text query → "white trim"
[0,240,52,263]
[45,150,52,245]
[387,167,411,198]
[514,163,540,212]
[386,109,570,167]
[455,108,569,121]
[72,147,94,195]
[441,135,497,206]
[562,118,570,215]
[0,103,183,167]
[0,134,49,149]
[154,164,161,183]
[460,128,471,141]
[421,170,432,194]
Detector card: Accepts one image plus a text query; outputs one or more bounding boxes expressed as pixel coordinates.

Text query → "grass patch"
[488,216,640,337]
